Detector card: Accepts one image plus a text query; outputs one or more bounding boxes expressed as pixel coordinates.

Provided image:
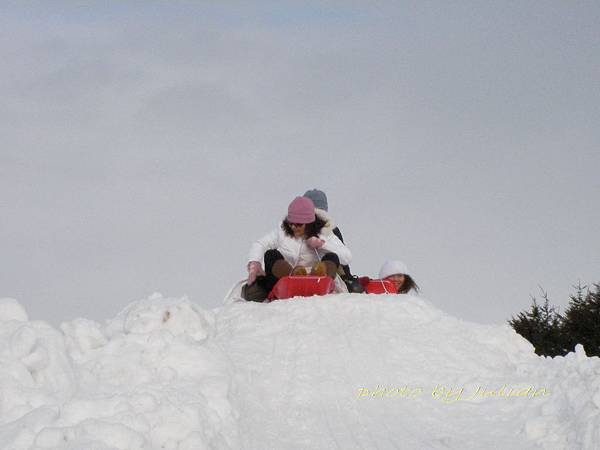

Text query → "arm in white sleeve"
[247,229,280,264]
[320,234,352,266]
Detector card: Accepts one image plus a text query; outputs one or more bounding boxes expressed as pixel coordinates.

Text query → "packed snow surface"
[1,294,599,449]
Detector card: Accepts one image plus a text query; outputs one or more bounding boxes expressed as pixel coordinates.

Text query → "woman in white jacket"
[243,196,351,302]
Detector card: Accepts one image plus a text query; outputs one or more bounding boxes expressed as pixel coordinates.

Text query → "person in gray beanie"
[303,189,338,237]
[303,189,329,212]
[303,189,363,293]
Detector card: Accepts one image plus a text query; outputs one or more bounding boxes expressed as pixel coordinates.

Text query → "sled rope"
[313,247,321,261]
[381,279,390,294]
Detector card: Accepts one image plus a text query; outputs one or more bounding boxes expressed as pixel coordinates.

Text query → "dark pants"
[256,249,341,293]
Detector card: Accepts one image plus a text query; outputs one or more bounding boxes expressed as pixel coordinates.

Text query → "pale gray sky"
[1,1,599,325]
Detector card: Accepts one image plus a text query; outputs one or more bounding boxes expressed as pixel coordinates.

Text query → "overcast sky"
[2,1,599,326]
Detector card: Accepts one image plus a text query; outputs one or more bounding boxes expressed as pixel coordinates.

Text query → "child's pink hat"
[287,197,315,224]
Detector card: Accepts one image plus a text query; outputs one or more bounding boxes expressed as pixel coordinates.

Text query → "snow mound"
[105,292,214,340]
[0,297,28,322]
[1,294,237,450]
[1,293,599,449]
[215,294,600,450]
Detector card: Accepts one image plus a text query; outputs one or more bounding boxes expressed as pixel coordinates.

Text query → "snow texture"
[1,292,599,449]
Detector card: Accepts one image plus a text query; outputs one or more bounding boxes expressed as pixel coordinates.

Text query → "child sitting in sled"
[242,196,352,302]
[360,260,420,294]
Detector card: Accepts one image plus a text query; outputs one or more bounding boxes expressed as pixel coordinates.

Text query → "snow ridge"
[1,294,599,449]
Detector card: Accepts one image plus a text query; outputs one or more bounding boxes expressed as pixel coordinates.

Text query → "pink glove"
[247,261,265,285]
[306,237,325,249]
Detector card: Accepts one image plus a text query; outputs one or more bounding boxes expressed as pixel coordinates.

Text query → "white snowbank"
[1,293,599,449]
[1,294,237,450]
[0,297,28,322]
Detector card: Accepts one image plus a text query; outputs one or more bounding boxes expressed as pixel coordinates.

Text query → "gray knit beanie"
[303,189,328,211]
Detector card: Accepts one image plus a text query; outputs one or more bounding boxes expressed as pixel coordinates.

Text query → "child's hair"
[397,275,419,294]
[281,217,326,238]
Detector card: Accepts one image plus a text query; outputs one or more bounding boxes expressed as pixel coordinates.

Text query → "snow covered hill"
[1,294,599,449]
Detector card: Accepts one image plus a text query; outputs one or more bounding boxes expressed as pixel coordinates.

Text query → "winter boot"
[291,266,308,276]
[272,259,293,279]
[344,275,365,293]
[323,260,338,279]
[242,282,268,302]
[311,262,327,277]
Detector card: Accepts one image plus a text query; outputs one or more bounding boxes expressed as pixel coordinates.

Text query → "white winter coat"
[247,226,351,268]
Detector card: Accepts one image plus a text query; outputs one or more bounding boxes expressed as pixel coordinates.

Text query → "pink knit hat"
[287,196,315,224]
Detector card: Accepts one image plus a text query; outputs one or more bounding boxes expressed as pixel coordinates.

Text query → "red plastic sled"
[268,276,336,300]
[361,278,398,294]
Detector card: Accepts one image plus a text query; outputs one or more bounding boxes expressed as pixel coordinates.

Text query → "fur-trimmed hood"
[315,208,336,236]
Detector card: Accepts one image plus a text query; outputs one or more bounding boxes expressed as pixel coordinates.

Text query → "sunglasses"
[289,222,306,228]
